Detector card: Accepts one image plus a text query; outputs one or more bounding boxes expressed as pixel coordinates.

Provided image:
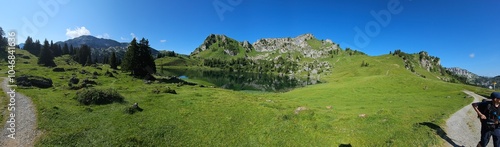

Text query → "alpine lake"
[159,68,320,92]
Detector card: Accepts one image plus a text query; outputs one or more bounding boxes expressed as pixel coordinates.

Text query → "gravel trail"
[0,78,41,147]
[443,90,490,147]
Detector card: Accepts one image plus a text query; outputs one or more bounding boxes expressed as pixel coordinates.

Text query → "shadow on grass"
[418,122,464,147]
[338,144,351,147]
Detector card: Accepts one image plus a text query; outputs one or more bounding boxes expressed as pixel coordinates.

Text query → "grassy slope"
[2,49,487,146]
[281,54,473,145]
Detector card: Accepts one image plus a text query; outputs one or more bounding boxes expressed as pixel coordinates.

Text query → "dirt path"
[442,90,490,147]
[0,78,41,147]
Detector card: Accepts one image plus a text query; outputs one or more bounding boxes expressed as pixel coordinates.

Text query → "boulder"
[294,106,307,114]
[82,78,97,85]
[16,75,53,88]
[69,77,80,84]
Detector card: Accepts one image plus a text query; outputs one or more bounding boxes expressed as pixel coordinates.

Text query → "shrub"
[105,70,115,77]
[74,88,125,105]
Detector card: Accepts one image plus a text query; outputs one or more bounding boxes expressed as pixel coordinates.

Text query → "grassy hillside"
[0,48,489,146]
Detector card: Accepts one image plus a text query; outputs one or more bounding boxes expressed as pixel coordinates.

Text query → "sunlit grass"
[1,49,484,146]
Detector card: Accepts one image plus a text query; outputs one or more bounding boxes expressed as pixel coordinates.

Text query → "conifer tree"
[62,43,69,55]
[85,56,92,66]
[121,38,156,77]
[38,39,56,67]
[110,51,117,69]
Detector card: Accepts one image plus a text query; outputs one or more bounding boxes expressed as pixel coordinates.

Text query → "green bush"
[74,88,125,105]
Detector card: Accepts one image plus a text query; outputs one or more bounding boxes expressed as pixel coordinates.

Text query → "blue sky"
[1,0,499,76]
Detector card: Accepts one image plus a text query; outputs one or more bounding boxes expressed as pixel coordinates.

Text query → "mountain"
[189,33,479,83]
[446,67,500,87]
[191,33,339,59]
[56,35,159,62]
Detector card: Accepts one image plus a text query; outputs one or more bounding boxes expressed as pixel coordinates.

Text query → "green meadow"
[0,49,490,146]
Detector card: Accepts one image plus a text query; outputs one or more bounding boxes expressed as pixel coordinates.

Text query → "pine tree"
[121,38,156,77]
[85,56,92,66]
[49,40,62,57]
[62,43,69,55]
[103,55,109,65]
[24,36,34,51]
[69,44,75,55]
[34,40,41,56]
[138,38,156,74]
[110,51,117,69]
[75,44,92,66]
[0,27,6,58]
[38,39,56,67]
[24,36,42,57]
[121,38,139,73]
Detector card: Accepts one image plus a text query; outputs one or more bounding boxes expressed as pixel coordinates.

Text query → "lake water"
[160,68,319,92]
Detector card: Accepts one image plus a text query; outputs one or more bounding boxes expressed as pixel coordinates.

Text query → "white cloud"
[160,40,167,43]
[66,27,91,39]
[469,53,475,58]
[130,33,136,39]
[120,37,128,41]
[96,33,110,39]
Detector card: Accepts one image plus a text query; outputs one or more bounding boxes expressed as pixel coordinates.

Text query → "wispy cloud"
[96,33,110,39]
[130,33,136,39]
[66,26,91,39]
[469,53,475,58]
[120,37,128,41]
[160,40,167,43]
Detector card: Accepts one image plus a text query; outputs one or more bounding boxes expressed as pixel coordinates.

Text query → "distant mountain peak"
[55,35,159,63]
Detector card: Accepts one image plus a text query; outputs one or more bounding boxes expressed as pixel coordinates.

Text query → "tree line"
[22,35,156,78]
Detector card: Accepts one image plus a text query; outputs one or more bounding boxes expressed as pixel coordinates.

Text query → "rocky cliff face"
[446,67,476,80]
[418,51,441,72]
[446,67,500,87]
[252,34,338,59]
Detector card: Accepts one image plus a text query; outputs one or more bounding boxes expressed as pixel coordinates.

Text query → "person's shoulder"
[477,101,492,106]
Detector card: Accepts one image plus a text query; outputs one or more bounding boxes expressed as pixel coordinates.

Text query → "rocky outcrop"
[446,67,500,87]
[191,33,339,59]
[16,75,53,88]
[418,51,441,72]
[252,34,338,58]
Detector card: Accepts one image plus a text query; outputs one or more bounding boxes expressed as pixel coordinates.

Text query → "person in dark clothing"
[473,92,500,147]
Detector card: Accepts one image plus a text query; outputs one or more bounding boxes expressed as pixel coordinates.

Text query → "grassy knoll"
[0,49,485,146]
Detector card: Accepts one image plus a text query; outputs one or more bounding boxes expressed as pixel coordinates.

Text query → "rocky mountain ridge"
[190,33,339,59]
[446,67,500,88]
